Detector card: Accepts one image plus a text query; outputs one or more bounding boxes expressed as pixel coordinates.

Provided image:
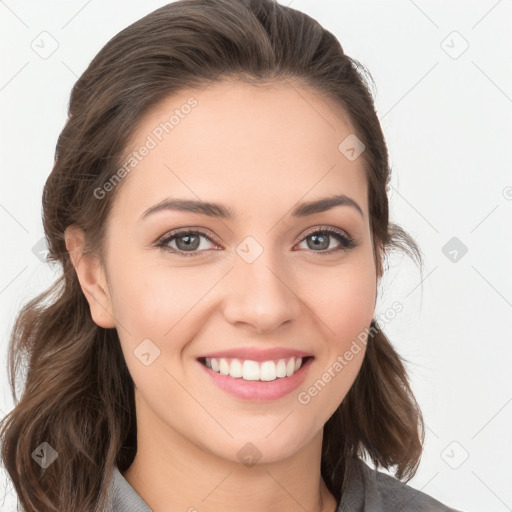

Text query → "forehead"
[110,80,368,224]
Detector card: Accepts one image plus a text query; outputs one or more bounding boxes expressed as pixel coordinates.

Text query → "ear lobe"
[64,225,116,329]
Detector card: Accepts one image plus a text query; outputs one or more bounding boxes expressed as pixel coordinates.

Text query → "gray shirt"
[105,458,462,511]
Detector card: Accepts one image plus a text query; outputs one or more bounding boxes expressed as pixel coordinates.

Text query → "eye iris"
[308,233,329,251]
[176,233,200,251]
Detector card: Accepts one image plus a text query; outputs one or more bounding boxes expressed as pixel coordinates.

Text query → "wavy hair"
[0,0,424,510]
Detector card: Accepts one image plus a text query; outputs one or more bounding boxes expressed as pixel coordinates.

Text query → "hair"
[0,1,425,510]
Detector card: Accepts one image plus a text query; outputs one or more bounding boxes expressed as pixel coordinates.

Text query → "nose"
[222,249,301,334]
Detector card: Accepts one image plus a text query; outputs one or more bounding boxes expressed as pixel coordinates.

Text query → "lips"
[197,354,314,401]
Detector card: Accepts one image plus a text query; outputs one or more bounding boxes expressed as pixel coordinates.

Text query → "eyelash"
[155,226,357,258]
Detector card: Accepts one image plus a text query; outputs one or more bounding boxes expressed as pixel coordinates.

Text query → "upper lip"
[197,347,313,362]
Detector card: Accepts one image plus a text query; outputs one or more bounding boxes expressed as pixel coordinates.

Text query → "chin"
[205,426,315,467]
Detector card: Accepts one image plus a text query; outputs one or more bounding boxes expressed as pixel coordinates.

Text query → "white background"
[1,1,511,511]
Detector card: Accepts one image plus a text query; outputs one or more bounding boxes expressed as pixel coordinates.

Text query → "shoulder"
[104,465,152,512]
[339,458,463,512]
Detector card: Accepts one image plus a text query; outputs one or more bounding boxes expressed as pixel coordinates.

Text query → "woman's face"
[92,80,378,464]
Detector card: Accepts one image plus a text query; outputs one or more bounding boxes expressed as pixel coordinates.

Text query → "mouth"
[197,355,314,382]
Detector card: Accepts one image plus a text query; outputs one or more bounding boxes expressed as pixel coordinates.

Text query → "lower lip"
[197,357,314,402]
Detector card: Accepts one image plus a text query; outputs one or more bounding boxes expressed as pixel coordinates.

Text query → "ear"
[64,225,116,329]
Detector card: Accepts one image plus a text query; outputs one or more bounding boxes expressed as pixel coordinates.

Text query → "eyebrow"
[139,193,364,222]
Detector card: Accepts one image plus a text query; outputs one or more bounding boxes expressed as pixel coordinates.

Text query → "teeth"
[203,357,305,381]
[286,358,295,377]
[243,360,260,380]
[219,358,230,375]
[260,361,276,381]
[276,359,287,378]
[230,358,243,378]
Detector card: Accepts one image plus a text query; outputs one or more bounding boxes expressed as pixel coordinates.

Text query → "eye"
[156,226,357,257]
[156,230,219,257]
[295,226,357,254]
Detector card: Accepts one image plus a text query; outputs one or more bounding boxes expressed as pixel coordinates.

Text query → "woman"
[0,1,462,510]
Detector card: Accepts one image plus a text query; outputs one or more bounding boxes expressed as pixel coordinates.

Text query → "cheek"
[297,256,375,406]
[296,266,374,426]
[307,259,376,344]
[108,254,211,337]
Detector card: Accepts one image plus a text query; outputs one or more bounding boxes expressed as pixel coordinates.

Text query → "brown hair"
[0,1,424,510]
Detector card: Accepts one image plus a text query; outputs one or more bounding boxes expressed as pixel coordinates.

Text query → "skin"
[66,80,380,512]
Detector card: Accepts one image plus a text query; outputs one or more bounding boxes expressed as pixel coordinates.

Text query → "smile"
[197,355,315,401]
[199,356,312,381]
